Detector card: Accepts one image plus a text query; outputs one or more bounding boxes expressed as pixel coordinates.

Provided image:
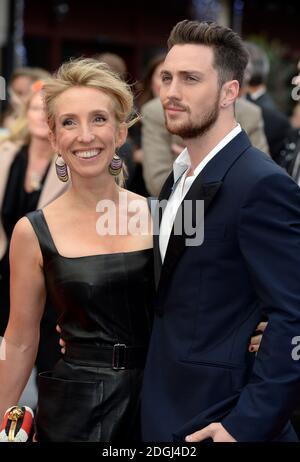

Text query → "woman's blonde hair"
[43,58,139,186]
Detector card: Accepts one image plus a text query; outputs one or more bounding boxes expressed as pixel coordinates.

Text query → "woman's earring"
[109,153,123,176]
[55,154,69,182]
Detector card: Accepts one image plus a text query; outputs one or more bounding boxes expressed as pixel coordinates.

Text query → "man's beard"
[164,94,220,140]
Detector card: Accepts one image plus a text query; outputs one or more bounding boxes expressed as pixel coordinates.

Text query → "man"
[245,42,291,163]
[142,96,269,197]
[141,20,300,442]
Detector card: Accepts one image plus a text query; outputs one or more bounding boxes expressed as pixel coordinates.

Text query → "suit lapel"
[156,130,251,294]
[152,171,174,288]
[157,175,222,294]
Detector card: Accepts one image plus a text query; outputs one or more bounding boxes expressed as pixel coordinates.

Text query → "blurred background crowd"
[0,0,300,430]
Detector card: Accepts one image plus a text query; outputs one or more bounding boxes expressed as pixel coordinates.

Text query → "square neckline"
[38,209,153,260]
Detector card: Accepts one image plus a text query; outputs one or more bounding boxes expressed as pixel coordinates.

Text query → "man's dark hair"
[167,20,249,88]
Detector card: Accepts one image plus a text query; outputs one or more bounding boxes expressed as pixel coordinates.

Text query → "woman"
[0,58,154,442]
[0,82,67,373]
[137,54,166,108]
[0,67,50,135]
[123,54,168,198]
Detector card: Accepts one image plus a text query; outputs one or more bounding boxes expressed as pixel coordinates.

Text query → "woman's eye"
[94,115,106,123]
[62,119,74,126]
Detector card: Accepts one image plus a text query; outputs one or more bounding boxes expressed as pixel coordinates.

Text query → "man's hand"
[185,423,236,442]
[56,325,66,354]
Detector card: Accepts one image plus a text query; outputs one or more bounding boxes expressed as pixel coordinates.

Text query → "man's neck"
[183,116,238,172]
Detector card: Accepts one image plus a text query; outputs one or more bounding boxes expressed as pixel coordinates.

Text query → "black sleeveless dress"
[26,209,154,442]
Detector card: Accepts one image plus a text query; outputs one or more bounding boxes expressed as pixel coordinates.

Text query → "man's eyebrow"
[160,69,205,77]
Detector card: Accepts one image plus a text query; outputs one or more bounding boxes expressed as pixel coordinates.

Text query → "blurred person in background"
[138,54,166,108]
[279,60,300,199]
[290,103,300,129]
[276,59,300,180]
[140,53,185,197]
[0,80,67,374]
[245,42,291,163]
[290,60,300,129]
[0,67,51,136]
[292,59,300,88]
[94,52,127,80]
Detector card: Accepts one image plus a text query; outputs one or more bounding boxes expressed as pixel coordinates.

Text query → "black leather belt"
[65,343,148,370]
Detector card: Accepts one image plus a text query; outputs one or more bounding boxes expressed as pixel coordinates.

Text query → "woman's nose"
[77,126,96,143]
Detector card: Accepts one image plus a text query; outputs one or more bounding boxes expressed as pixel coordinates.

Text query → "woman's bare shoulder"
[11,216,41,263]
[13,216,36,240]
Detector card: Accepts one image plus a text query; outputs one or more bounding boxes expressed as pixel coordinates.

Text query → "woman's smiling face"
[50,86,127,180]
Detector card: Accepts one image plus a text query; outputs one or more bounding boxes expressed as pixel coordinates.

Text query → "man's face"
[160,44,222,139]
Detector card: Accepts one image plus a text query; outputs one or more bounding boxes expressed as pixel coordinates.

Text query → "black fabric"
[2,146,49,239]
[0,146,50,336]
[278,128,300,185]
[26,209,154,441]
[246,93,291,163]
[0,146,59,374]
[65,343,148,369]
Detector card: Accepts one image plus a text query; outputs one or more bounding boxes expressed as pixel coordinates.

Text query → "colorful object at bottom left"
[0,406,34,442]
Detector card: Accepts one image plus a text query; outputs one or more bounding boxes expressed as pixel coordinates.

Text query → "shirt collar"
[173,148,190,183]
[172,123,242,181]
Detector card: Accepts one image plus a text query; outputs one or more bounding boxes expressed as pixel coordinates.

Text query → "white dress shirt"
[159,124,242,262]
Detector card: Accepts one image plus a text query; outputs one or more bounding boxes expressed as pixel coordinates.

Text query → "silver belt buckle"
[112,343,127,370]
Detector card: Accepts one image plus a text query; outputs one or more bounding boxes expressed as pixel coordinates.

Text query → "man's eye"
[186,75,197,82]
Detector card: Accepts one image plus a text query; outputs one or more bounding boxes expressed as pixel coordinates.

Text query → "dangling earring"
[109,153,123,176]
[55,154,69,182]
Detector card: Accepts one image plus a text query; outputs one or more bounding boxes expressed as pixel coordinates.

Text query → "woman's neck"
[67,175,121,210]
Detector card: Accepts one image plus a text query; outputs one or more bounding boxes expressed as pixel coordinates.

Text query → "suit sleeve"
[141,100,174,197]
[222,172,300,441]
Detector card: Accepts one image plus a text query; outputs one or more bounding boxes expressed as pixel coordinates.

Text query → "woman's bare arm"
[0,217,46,419]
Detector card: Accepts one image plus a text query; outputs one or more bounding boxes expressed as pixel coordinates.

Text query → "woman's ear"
[116,123,128,149]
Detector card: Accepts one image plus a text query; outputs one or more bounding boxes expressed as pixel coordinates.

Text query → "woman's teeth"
[74,149,101,159]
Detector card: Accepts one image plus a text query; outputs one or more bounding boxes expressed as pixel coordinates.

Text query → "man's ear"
[220,80,240,107]
[116,123,128,149]
[48,129,58,152]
